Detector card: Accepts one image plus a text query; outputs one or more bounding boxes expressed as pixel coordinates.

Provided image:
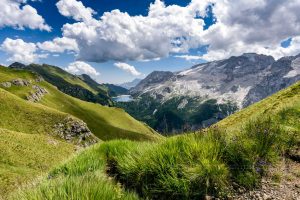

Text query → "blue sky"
[0,0,299,84]
[0,0,206,84]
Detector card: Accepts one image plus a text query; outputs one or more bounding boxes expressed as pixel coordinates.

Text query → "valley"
[1,0,300,199]
[0,56,299,199]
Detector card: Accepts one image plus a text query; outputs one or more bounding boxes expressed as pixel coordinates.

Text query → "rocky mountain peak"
[130,53,300,109]
[130,71,174,94]
[9,62,27,69]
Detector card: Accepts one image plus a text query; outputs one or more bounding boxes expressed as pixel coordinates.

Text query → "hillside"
[0,88,92,197]
[217,80,300,132]
[9,63,113,106]
[0,65,160,198]
[0,66,160,141]
[12,81,300,200]
[0,128,75,197]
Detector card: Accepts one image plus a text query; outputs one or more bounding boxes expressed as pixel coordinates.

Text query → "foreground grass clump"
[225,118,296,189]
[12,144,139,200]
[102,117,296,199]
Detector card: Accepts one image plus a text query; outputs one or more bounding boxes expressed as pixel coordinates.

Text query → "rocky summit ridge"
[130,53,300,109]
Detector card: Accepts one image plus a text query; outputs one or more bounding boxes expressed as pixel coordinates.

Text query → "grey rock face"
[53,116,98,147]
[243,55,300,107]
[130,71,174,95]
[27,85,48,102]
[11,78,31,86]
[0,82,12,88]
[35,76,44,82]
[130,53,300,109]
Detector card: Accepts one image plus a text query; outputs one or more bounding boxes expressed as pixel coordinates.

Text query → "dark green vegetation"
[11,81,300,200]
[117,95,237,134]
[104,84,129,97]
[0,65,160,198]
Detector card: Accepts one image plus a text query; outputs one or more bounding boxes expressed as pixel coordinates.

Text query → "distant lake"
[112,95,134,102]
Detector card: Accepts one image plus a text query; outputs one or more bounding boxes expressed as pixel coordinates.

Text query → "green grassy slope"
[0,66,160,199]
[19,63,113,106]
[12,143,139,200]
[0,88,78,198]
[14,81,300,199]
[0,128,74,197]
[0,66,160,141]
[38,82,160,141]
[217,81,300,132]
[0,88,67,135]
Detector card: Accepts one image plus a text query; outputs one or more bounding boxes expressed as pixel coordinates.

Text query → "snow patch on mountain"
[130,53,300,110]
[284,57,300,78]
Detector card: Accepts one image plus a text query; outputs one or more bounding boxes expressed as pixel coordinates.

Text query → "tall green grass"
[101,117,297,199]
[11,144,139,200]
[12,116,298,199]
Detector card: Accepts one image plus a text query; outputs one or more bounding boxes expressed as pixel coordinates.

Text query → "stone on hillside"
[35,76,44,82]
[53,117,99,147]
[27,85,49,102]
[0,82,12,88]
[11,78,30,86]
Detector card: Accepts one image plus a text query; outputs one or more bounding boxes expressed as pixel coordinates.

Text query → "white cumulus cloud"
[65,61,100,76]
[55,0,300,62]
[37,37,79,53]
[0,0,51,31]
[174,55,203,61]
[1,38,47,64]
[114,62,142,76]
[59,0,208,62]
[56,0,96,22]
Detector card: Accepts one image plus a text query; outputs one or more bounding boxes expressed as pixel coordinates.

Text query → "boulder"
[35,76,44,82]
[11,78,30,86]
[27,85,48,102]
[0,82,12,88]
[53,117,99,146]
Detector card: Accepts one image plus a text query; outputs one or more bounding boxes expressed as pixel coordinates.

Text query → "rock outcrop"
[53,117,99,147]
[0,82,11,88]
[11,78,31,86]
[35,76,44,82]
[27,85,48,102]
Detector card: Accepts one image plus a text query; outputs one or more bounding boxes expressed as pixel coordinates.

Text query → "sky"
[0,0,300,84]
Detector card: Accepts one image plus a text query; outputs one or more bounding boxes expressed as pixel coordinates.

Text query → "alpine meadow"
[0,0,299,199]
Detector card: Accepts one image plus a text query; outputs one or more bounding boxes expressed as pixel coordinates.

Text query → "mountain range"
[0,55,299,199]
[131,53,300,108]
[120,53,300,133]
[119,78,142,89]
